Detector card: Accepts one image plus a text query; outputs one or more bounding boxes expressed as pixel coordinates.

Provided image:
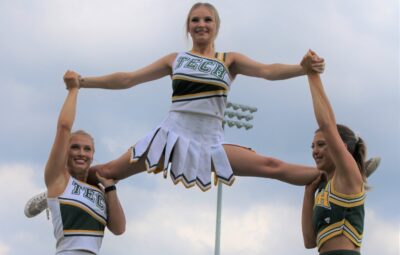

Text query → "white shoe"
[365,157,381,177]
[24,191,48,218]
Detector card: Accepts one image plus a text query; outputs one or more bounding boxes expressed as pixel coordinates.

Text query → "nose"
[76,148,88,157]
[197,19,206,27]
[312,147,319,158]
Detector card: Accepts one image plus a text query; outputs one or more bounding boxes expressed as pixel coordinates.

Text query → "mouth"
[314,156,323,163]
[74,158,88,166]
[195,28,208,34]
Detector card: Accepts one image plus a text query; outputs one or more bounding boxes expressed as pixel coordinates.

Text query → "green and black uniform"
[312,178,365,254]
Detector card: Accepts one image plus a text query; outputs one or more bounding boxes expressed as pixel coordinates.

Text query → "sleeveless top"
[169,51,232,120]
[47,176,107,254]
[312,178,365,250]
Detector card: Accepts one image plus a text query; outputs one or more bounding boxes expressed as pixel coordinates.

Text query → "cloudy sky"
[0,0,398,254]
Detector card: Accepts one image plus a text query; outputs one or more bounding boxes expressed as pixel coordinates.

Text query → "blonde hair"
[70,129,95,151]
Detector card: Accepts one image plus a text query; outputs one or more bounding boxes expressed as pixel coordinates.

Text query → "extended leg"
[224,145,319,185]
[89,149,148,181]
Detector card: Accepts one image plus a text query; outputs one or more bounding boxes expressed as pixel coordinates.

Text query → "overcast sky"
[0,0,399,254]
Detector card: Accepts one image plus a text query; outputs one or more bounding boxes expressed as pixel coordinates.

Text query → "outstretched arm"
[307,53,363,190]
[45,71,80,197]
[228,50,324,80]
[78,53,176,89]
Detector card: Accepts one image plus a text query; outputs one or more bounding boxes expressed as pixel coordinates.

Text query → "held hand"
[96,172,118,190]
[63,70,80,89]
[305,170,326,194]
[301,50,325,74]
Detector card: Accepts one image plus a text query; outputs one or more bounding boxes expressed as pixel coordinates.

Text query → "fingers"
[311,62,325,73]
[95,171,117,188]
[308,49,325,73]
[63,70,80,89]
[95,171,104,180]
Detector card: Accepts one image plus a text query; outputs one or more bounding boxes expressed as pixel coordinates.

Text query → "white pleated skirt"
[130,111,235,191]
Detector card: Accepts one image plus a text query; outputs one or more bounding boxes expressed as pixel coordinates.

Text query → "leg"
[224,144,319,185]
[89,149,148,181]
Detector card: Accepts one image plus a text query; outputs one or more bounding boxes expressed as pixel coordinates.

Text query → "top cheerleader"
[71,2,325,191]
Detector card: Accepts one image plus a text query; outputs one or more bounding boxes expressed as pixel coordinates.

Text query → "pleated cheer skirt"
[130,111,235,191]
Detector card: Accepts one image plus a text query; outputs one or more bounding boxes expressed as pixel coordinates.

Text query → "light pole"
[214,101,257,255]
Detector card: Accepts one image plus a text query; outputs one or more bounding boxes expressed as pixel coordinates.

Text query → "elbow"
[57,120,72,133]
[304,242,317,249]
[262,71,278,81]
[303,238,317,249]
[116,72,134,89]
[317,122,329,132]
[317,120,336,134]
[113,226,126,236]
[110,222,126,235]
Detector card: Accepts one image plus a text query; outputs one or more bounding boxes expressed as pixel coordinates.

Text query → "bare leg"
[90,149,148,181]
[224,145,319,185]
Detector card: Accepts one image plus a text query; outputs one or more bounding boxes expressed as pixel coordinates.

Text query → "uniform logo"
[71,180,106,211]
[315,188,331,209]
[175,55,227,79]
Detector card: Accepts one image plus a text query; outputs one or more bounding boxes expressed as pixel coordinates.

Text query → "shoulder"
[160,52,179,67]
[161,52,179,62]
[224,52,251,66]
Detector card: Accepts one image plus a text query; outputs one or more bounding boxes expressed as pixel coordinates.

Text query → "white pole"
[214,102,257,255]
[214,181,223,255]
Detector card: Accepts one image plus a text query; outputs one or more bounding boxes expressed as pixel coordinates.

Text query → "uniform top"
[312,178,365,251]
[47,176,107,254]
[170,51,232,120]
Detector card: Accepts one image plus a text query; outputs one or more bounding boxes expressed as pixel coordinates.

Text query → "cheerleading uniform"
[131,51,235,191]
[312,178,365,253]
[47,177,107,254]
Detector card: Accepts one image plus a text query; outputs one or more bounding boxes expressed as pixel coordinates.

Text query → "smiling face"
[311,131,335,174]
[67,134,94,176]
[187,4,219,45]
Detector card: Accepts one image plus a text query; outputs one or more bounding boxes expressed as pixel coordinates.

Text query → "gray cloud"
[1,0,398,254]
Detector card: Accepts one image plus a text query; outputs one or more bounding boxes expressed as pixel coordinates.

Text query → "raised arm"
[227,50,324,80]
[307,53,363,191]
[45,71,80,197]
[78,53,177,89]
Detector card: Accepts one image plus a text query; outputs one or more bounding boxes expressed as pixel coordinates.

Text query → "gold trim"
[172,75,229,91]
[60,200,107,226]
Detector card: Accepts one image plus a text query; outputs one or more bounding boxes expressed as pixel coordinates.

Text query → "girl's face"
[188,6,217,45]
[67,134,94,174]
[312,131,335,173]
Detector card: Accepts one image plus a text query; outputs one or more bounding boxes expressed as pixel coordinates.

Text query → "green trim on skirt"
[320,250,360,255]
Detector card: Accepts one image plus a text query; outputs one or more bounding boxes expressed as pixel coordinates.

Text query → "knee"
[261,157,286,178]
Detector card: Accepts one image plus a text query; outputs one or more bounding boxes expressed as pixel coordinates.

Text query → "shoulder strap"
[214,52,227,63]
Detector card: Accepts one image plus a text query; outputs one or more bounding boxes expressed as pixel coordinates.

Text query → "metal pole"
[214,102,257,255]
[214,181,223,255]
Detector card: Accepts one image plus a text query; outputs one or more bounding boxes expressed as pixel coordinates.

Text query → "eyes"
[190,16,214,23]
[70,144,92,152]
[311,141,326,149]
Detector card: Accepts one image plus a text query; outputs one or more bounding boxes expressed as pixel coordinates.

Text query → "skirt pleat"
[130,111,235,191]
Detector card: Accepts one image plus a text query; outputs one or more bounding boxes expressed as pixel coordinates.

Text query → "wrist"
[104,185,116,193]
[299,64,307,75]
[78,76,86,88]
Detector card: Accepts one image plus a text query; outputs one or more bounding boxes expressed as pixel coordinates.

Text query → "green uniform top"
[312,178,365,250]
